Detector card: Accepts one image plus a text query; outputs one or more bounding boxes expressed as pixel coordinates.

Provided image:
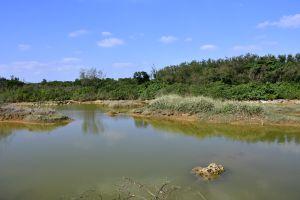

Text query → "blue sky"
[0,0,300,82]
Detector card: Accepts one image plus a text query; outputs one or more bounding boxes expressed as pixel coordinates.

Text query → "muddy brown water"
[0,104,300,200]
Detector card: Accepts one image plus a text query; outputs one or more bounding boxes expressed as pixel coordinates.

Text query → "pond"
[0,104,300,200]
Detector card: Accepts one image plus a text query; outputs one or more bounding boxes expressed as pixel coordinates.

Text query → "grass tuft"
[148,95,264,117]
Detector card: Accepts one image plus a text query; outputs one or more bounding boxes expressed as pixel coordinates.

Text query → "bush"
[216,102,264,116]
[148,95,264,116]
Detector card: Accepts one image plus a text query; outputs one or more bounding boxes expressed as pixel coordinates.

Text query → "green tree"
[133,71,150,84]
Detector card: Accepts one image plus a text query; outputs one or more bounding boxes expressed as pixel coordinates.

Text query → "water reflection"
[1,106,300,200]
[134,119,149,128]
[81,109,104,134]
[59,104,105,134]
[133,117,300,144]
[0,122,68,142]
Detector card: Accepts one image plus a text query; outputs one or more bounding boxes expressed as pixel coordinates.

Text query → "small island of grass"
[0,104,70,124]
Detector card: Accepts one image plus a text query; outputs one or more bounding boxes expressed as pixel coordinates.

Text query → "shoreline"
[0,119,72,125]
[8,99,300,106]
[130,112,300,127]
[3,98,300,127]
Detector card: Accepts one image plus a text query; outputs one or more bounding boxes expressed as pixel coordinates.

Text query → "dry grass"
[148,95,264,117]
[0,104,70,123]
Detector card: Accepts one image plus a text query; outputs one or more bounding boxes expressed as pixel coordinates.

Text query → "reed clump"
[147,95,264,117]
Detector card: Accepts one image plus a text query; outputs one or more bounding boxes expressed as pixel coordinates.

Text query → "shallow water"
[0,104,300,200]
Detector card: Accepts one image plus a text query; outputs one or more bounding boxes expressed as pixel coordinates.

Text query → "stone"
[106,111,119,117]
[191,163,224,180]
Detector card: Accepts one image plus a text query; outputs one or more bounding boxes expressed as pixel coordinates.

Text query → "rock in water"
[106,111,119,117]
[191,163,225,180]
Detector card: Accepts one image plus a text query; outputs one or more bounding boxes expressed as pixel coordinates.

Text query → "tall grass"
[0,104,69,123]
[148,95,264,116]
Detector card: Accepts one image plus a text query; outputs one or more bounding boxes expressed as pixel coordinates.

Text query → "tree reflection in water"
[133,117,300,145]
[134,119,149,128]
[80,107,105,134]
[0,124,14,144]
[0,122,67,143]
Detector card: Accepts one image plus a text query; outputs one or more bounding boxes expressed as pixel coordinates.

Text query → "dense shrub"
[0,54,300,102]
[156,54,300,84]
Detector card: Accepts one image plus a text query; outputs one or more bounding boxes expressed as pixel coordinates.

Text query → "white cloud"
[159,36,178,44]
[112,62,135,68]
[69,29,89,37]
[101,31,112,36]
[233,44,261,52]
[257,13,300,29]
[97,37,124,47]
[184,37,193,42]
[0,61,44,77]
[9,61,47,71]
[257,21,271,29]
[0,58,82,75]
[18,44,31,51]
[200,44,218,51]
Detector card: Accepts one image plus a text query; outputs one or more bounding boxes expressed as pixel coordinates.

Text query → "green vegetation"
[133,95,300,125]
[0,104,70,123]
[1,54,300,103]
[141,95,264,117]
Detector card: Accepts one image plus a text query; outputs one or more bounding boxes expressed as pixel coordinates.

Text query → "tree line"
[0,54,299,102]
[155,53,300,84]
